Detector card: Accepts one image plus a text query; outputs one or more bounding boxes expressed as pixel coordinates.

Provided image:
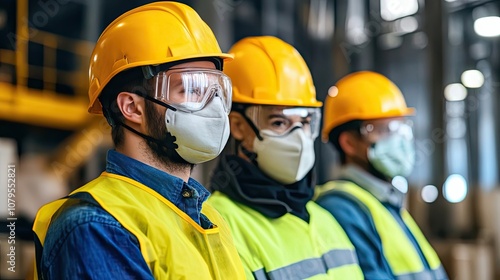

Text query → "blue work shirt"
[39,150,212,279]
[316,165,434,280]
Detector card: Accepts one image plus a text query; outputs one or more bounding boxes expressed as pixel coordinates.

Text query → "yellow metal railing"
[0,0,98,129]
[22,29,94,96]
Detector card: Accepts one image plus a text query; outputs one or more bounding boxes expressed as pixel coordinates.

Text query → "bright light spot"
[444,83,467,101]
[399,16,419,33]
[328,86,339,97]
[461,70,484,88]
[474,16,500,37]
[421,185,438,203]
[392,176,408,193]
[381,0,419,21]
[378,33,404,50]
[445,0,457,2]
[283,108,309,118]
[443,174,468,203]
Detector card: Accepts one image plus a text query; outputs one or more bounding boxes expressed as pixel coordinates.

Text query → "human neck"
[117,136,191,182]
[344,157,389,183]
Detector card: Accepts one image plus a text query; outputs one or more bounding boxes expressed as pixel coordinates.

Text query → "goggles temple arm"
[131,91,178,112]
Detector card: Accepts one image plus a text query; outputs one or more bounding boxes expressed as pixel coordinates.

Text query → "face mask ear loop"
[119,121,178,150]
[111,91,179,150]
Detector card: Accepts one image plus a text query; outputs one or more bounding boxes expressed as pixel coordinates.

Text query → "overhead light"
[328,86,339,97]
[399,16,418,33]
[461,70,484,88]
[421,185,438,203]
[444,83,467,101]
[346,0,368,45]
[473,4,500,37]
[474,16,500,37]
[378,33,404,50]
[391,16,419,35]
[443,174,468,203]
[380,0,419,21]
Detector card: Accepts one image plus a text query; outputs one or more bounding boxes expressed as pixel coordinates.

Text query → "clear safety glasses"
[152,68,232,113]
[360,119,413,143]
[245,105,322,139]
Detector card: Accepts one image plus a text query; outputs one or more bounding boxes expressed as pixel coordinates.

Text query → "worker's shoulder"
[45,196,125,254]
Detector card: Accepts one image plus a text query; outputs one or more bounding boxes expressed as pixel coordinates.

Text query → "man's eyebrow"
[267,114,286,119]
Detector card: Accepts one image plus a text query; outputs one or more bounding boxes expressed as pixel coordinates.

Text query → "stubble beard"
[143,101,194,173]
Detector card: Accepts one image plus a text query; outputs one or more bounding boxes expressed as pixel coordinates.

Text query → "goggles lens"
[152,68,232,113]
[245,105,322,139]
[360,119,413,142]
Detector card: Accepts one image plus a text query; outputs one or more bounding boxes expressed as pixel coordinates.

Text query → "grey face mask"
[367,134,416,178]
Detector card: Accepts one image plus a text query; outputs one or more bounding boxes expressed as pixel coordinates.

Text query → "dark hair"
[328,120,363,164]
[98,67,152,147]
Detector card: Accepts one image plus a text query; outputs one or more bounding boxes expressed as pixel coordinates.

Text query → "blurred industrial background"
[0,0,499,279]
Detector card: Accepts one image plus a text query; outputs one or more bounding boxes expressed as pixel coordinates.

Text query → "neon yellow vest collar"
[33,172,245,279]
[208,191,364,280]
[318,181,446,280]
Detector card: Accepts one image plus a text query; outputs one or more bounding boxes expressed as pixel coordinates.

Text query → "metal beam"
[0,82,95,130]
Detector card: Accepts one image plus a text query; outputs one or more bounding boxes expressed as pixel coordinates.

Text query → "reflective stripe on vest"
[208,192,364,280]
[252,249,359,280]
[397,266,447,280]
[33,172,245,280]
[317,181,446,280]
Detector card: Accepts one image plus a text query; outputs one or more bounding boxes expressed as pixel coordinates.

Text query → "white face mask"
[165,97,230,164]
[367,134,415,178]
[253,128,315,185]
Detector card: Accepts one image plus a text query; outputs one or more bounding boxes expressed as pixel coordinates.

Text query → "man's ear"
[338,131,359,157]
[116,92,145,125]
[229,112,248,141]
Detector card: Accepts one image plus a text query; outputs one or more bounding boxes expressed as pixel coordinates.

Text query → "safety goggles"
[151,68,232,113]
[360,119,413,143]
[245,105,322,139]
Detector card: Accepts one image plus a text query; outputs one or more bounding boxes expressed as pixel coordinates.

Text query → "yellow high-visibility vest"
[208,191,364,280]
[317,181,447,280]
[33,172,246,279]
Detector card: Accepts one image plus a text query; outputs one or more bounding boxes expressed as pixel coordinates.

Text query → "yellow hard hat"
[88,1,233,114]
[224,36,322,107]
[321,71,415,142]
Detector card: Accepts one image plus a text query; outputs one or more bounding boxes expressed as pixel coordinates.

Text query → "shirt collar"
[105,150,211,213]
[338,164,406,208]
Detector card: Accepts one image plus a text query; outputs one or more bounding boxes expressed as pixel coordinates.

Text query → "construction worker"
[32,2,245,279]
[208,36,364,280]
[316,71,448,279]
